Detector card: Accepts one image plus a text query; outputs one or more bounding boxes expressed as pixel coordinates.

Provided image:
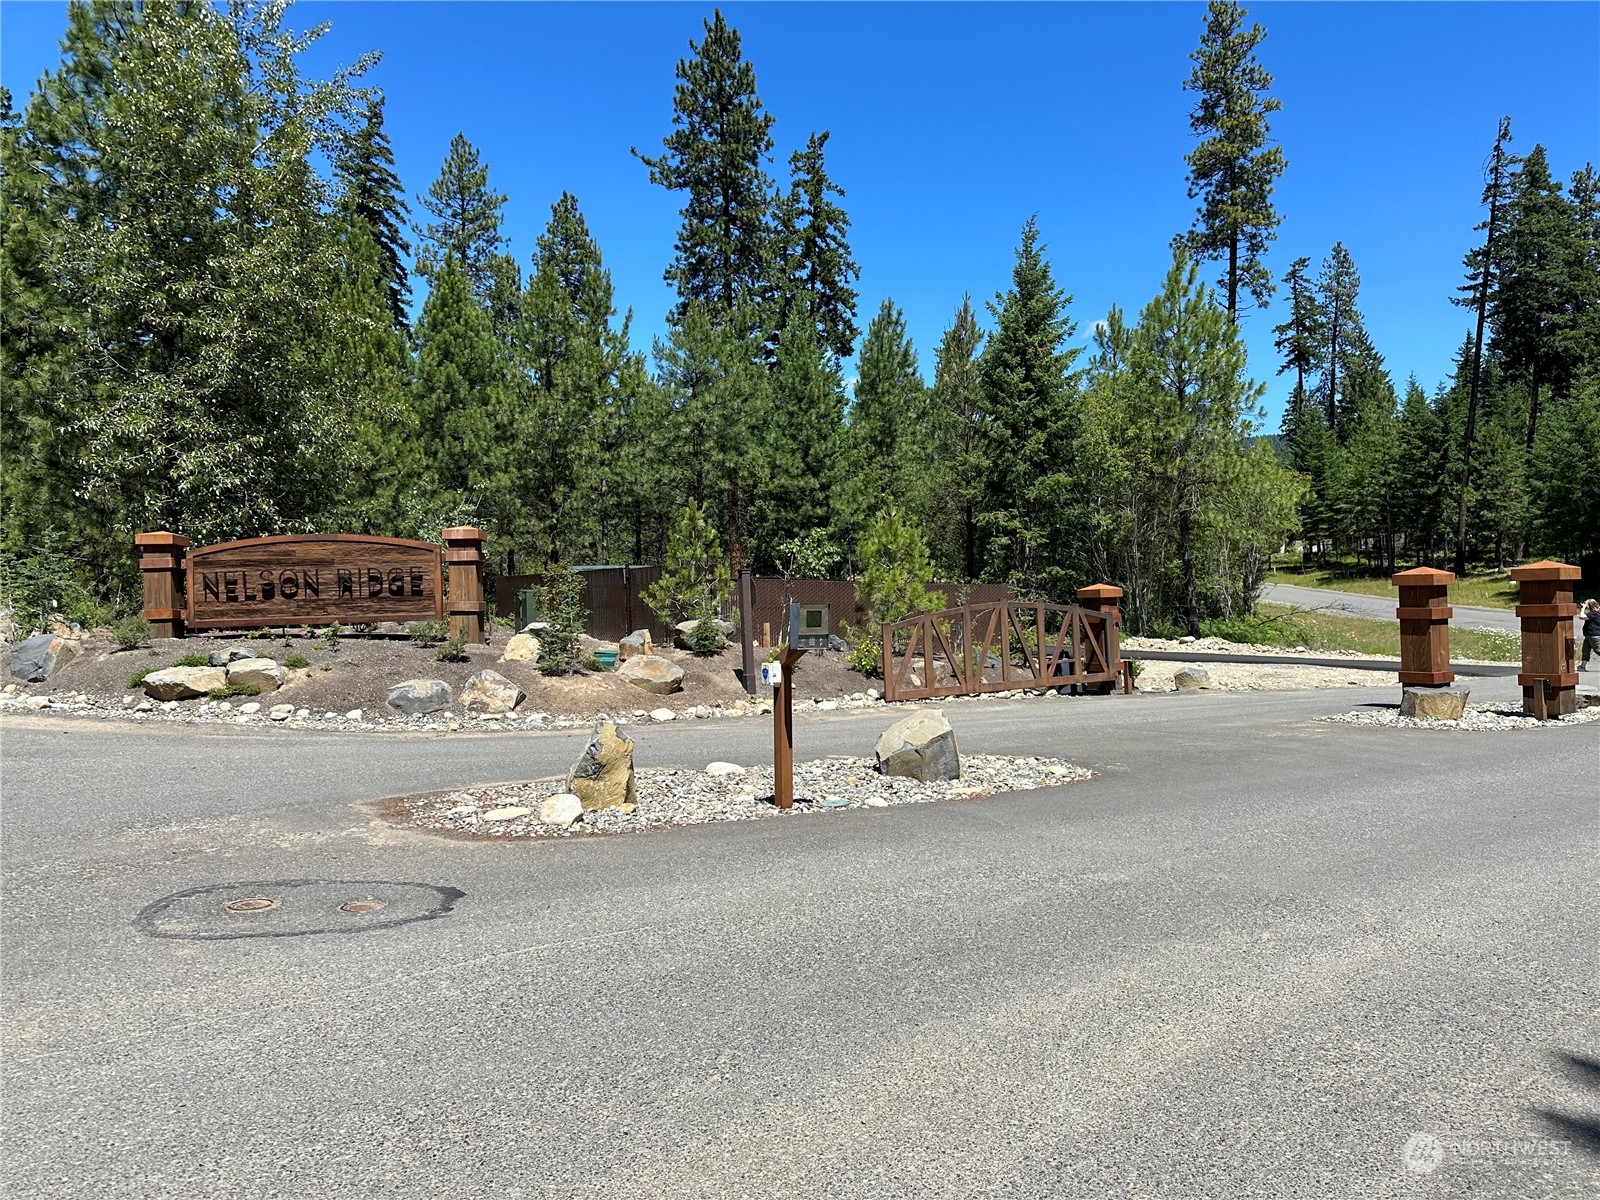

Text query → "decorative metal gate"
[881,601,1127,702]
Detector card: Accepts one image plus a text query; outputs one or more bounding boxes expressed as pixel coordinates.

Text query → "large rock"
[8,633,80,683]
[566,722,637,811]
[537,793,584,829]
[618,629,654,662]
[1173,667,1213,692]
[225,658,283,693]
[617,654,685,695]
[874,710,961,782]
[499,632,541,664]
[207,645,255,667]
[387,678,451,715]
[141,664,227,701]
[461,668,524,714]
[1401,685,1469,721]
[673,619,727,651]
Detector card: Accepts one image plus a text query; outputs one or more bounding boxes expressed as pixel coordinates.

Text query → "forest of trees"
[2,1,1596,637]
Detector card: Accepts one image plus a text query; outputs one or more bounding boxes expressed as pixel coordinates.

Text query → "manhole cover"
[137,880,465,941]
[223,896,279,913]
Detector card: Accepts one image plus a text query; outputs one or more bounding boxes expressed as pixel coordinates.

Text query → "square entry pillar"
[1510,560,1580,719]
[134,531,190,638]
[442,526,487,644]
[1076,583,1128,694]
[1392,567,1455,686]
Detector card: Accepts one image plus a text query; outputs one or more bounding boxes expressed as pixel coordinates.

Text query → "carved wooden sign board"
[185,535,443,630]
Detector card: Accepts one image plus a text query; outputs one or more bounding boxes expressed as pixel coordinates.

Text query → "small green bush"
[173,653,210,668]
[128,666,156,689]
[686,600,724,656]
[283,654,310,669]
[207,683,261,699]
[247,627,272,640]
[112,616,151,650]
[534,569,587,673]
[407,618,450,645]
[580,652,606,672]
[322,622,343,652]
[1199,613,1295,646]
[845,636,880,676]
[1127,658,1145,680]
[435,629,470,663]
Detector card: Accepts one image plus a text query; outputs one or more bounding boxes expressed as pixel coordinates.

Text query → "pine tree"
[335,95,411,331]
[1178,0,1287,321]
[976,218,1082,591]
[634,9,776,330]
[839,299,927,546]
[642,502,732,625]
[1314,242,1367,436]
[774,130,859,360]
[1272,256,1322,424]
[927,296,987,578]
[1394,378,1446,564]
[416,132,507,305]
[856,507,941,629]
[1527,377,1600,562]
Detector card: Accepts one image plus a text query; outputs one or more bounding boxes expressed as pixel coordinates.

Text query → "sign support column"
[1510,560,1580,719]
[135,531,190,639]
[442,526,487,644]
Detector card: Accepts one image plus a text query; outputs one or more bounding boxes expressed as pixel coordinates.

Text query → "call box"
[788,602,831,650]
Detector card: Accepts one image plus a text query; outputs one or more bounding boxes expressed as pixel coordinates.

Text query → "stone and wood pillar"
[134,531,190,639]
[1393,567,1455,686]
[1510,560,1580,720]
[442,526,487,644]
[1076,583,1130,694]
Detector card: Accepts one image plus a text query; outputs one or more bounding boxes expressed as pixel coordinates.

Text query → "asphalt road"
[3,680,1598,1199]
[1260,582,1526,634]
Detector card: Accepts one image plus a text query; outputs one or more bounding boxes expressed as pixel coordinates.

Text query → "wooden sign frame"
[184,534,444,631]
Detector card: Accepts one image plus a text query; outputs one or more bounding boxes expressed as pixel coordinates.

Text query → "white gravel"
[396,754,1094,839]
[1319,700,1600,732]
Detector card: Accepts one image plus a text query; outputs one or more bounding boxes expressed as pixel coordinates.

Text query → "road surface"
[1261,582,1528,634]
[3,680,1597,1198]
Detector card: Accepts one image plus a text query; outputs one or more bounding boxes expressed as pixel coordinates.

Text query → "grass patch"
[1235,603,1521,662]
[283,654,309,669]
[1264,562,1522,609]
[172,653,210,668]
[207,684,261,699]
[127,666,156,689]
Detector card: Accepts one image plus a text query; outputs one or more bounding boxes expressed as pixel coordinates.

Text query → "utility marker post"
[766,602,832,811]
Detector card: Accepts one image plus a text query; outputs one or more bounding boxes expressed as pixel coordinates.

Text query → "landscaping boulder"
[207,645,255,667]
[566,721,637,811]
[225,658,283,693]
[461,668,524,714]
[673,619,727,651]
[500,632,541,664]
[537,793,584,829]
[618,629,654,661]
[1401,685,1469,721]
[8,633,80,683]
[1173,667,1213,692]
[142,665,226,701]
[617,654,684,695]
[387,678,451,715]
[874,710,960,782]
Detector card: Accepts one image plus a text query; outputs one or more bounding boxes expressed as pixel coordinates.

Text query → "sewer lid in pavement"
[137,879,463,941]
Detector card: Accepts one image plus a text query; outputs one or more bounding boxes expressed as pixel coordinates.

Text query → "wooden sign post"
[1393,566,1456,686]
[134,531,190,639]
[442,526,487,644]
[1510,560,1580,720]
[771,643,806,810]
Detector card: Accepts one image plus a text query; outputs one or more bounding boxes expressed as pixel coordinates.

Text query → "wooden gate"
[881,601,1127,702]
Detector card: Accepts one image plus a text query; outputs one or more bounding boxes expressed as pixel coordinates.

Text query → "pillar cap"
[1391,567,1455,587]
[1076,583,1124,601]
[1508,560,1581,582]
[441,526,485,542]
[134,531,190,549]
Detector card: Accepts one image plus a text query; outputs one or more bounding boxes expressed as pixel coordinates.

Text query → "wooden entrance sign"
[183,535,443,630]
[1393,567,1455,686]
[1510,560,1580,719]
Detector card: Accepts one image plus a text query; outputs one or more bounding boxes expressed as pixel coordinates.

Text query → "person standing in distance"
[1581,599,1600,671]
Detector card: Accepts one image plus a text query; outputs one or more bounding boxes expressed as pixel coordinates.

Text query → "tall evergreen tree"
[839,299,927,545]
[1394,377,1446,564]
[1272,256,1322,423]
[976,218,1082,591]
[334,95,411,331]
[1178,0,1287,322]
[635,10,776,331]
[416,132,507,305]
[1314,242,1367,436]
[928,296,987,579]
[774,130,859,361]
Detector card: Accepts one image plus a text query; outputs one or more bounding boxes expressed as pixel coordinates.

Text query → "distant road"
[1260,582,1524,634]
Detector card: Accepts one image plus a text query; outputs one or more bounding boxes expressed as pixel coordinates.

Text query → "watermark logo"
[1402,1132,1445,1174]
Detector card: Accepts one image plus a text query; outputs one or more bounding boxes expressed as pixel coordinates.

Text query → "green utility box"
[514,588,540,629]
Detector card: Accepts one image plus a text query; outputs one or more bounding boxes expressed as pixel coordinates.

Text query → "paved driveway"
[1261,582,1529,634]
[3,682,1597,1198]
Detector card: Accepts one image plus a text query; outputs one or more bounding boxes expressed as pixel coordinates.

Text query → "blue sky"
[3,2,1597,426]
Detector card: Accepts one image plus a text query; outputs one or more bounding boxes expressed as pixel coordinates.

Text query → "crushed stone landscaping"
[1319,700,1600,732]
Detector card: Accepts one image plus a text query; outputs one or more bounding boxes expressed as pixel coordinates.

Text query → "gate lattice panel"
[881,602,1124,702]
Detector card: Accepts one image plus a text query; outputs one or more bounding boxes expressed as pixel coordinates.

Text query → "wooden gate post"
[1509,560,1580,719]
[442,526,487,644]
[1393,567,1455,686]
[134,531,190,639]
[1076,583,1128,694]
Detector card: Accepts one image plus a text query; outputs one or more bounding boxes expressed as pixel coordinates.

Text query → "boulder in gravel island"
[1173,667,1213,692]
[9,633,80,683]
[499,632,541,664]
[207,646,255,667]
[618,629,654,661]
[386,678,451,715]
[225,658,283,693]
[537,793,584,829]
[874,710,960,782]
[673,619,727,651]
[461,668,524,714]
[1400,685,1469,721]
[617,654,684,695]
[566,722,637,811]
[141,664,226,701]
[649,708,676,722]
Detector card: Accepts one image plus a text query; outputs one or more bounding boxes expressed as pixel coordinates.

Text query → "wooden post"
[1510,560,1580,719]
[772,645,806,809]
[1392,567,1455,686]
[134,531,190,639]
[1076,583,1125,694]
[739,569,757,696]
[442,526,487,644]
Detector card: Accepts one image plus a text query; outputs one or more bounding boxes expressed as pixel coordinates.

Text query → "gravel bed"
[396,754,1094,839]
[1319,701,1600,732]
[1121,634,1510,666]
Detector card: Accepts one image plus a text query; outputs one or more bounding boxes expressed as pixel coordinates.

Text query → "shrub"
[435,629,470,663]
[1127,658,1145,680]
[643,503,731,626]
[247,626,272,640]
[207,684,260,699]
[535,568,587,673]
[128,667,156,689]
[406,618,450,645]
[1199,612,1295,646]
[776,530,842,579]
[845,636,880,676]
[580,652,606,673]
[173,653,210,668]
[322,622,343,652]
[112,616,151,650]
[283,654,310,669]
[686,598,724,656]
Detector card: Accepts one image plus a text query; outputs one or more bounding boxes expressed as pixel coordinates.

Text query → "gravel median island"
[393,754,1094,840]
[1319,701,1600,732]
